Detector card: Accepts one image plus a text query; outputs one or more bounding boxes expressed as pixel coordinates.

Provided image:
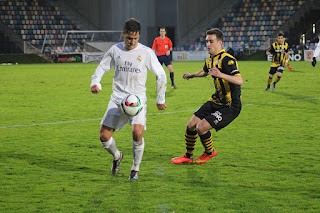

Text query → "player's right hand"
[157,103,167,110]
[183,73,193,80]
[91,85,100,94]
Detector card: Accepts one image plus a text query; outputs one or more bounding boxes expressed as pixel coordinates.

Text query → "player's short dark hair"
[278,32,284,37]
[206,28,224,41]
[123,18,141,34]
[160,27,166,31]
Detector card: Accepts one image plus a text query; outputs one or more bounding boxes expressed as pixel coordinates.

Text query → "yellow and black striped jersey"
[268,41,289,67]
[203,49,242,109]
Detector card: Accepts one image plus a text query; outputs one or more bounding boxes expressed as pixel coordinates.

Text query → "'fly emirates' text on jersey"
[91,42,167,105]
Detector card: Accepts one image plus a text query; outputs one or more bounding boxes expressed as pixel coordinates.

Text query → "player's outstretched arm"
[183,69,207,79]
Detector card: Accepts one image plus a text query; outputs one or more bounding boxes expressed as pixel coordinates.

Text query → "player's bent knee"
[132,124,144,141]
[99,126,114,142]
[186,122,196,131]
[195,126,205,135]
[196,121,211,135]
[132,131,143,142]
[99,130,113,142]
[100,134,111,142]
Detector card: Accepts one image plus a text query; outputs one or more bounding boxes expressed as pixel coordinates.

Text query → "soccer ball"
[120,94,143,116]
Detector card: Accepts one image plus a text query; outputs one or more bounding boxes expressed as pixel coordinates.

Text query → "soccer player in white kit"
[90,18,167,180]
[312,34,320,67]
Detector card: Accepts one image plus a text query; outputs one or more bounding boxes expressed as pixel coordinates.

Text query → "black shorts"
[157,55,172,66]
[269,66,284,75]
[194,101,241,131]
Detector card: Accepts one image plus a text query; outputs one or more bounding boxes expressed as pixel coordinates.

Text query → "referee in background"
[152,27,177,89]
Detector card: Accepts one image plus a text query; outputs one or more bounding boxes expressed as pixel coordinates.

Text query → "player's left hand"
[157,103,167,110]
[183,72,193,79]
[208,67,222,78]
[91,85,100,94]
[165,50,170,56]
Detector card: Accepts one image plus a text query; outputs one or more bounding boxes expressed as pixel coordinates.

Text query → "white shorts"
[101,99,147,131]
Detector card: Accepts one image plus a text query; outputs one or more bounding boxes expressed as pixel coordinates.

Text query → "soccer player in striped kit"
[171,28,243,165]
[265,33,290,91]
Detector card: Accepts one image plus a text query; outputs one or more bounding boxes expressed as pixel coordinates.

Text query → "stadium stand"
[0,0,85,55]
[0,0,319,62]
[187,0,305,58]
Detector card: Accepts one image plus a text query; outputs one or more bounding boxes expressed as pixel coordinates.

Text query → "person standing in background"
[152,27,177,89]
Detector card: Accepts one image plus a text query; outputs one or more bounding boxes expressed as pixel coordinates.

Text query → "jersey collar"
[211,49,225,58]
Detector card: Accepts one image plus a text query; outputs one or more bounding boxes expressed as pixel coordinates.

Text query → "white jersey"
[91,42,167,105]
[313,41,320,58]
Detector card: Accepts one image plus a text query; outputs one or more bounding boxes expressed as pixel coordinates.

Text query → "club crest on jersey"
[137,56,142,62]
[228,60,234,65]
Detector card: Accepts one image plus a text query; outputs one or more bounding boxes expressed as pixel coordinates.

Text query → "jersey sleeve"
[285,42,289,53]
[268,43,275,54]
[168,38,173,49]
[146,49,167,104]
[152,38,157,50]
[91,46,115,88]
[221,56,240,75]
[203,60,209,73]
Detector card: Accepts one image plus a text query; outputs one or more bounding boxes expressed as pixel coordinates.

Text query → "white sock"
[131,138,145,171]
[101,137,121,160]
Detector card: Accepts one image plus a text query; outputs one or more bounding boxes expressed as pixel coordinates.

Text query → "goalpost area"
[57,30,122,63]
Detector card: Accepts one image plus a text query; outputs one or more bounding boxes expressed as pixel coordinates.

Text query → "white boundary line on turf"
[1,97,319,129]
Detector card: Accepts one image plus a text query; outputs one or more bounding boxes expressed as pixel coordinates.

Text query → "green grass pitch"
[0,61,319,212]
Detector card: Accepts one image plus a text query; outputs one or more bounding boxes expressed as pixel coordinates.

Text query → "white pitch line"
[1,97,319,129]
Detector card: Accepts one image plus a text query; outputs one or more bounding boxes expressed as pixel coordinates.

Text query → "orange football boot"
[195,149,217,164]
[171,155,193,164]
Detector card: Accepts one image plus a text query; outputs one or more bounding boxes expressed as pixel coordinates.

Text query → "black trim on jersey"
[219,78,227,96]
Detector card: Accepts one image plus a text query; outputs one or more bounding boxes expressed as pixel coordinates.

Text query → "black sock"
[170,72,175,86]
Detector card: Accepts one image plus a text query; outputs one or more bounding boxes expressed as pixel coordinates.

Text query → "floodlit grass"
[0,61,319,212]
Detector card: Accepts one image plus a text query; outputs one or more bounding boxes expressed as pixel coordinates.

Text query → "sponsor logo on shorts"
[211,111,222,125]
